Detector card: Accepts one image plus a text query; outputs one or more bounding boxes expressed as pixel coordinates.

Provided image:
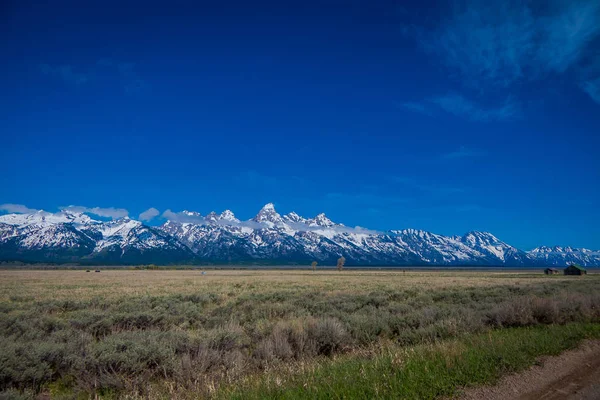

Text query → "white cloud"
[0,203,39,214]
[63,206,129,219]
[139,207,160,222]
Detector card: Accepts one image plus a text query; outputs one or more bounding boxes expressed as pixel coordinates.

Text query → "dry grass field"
[0,269,599,399]
[0,269,586,301]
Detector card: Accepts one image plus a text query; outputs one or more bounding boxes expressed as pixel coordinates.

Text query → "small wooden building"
[544,268,559,275]
[564,264,587,275]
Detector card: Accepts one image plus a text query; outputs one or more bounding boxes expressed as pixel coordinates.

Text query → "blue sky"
[1,0,599,250]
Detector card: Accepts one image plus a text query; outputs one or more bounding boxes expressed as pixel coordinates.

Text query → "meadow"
[0,269,599,399]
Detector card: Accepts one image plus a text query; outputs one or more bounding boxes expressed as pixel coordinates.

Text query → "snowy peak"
[530,245,587,254]
[396,229,433,238]
[205,212,219,223]
[262,203,275,211]
[0,210,96,227]
[0,211,50,226]
[459,231,527,263]
[308,213,335,227]
[461,231,501,244]
[220,209,239,222]
[1,207,599,266]
[283,212,306,223]
[527,245,599,267]
[96,218,141,238]
[56,210,96,225]
[253,203,283,224]
[529,246,553,253]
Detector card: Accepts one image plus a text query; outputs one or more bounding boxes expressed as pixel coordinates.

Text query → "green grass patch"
[218,323,600,399]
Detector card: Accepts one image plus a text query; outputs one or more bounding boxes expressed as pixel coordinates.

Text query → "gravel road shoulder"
[459,340,600,400]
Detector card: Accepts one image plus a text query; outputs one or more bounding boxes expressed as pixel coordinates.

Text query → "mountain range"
[0,203,598,267]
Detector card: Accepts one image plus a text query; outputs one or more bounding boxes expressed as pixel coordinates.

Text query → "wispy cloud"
[139,208,160,222]
[400,101,432,116]
[418,0,600,88]
[0,203,39,214]
[581,77,600,105]
[40,58,147,93]
[404,0,600,109]
[239,170,279,187]
[40,64,90,85]
[236,170,306,189]
[441,146,485,160]
[454,204,485,213]
[63,206,129,219]
[402,94,520,122]
[432,94,520,122]
[390,176,466,194]
[97,58,148,93]
[325,192,409,207]
[536,1,600,75]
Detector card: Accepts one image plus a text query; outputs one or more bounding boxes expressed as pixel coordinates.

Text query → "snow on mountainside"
[252,203,284,225]
[527,245,600,267]
[0,204,598,266]
[460,231,530,265]
[0,210,95,227]
[0,210,192,264]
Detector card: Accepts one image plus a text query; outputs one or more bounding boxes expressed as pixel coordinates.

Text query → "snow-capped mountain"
[527,246,600,267]
[0,204,598,266]
[252,203,284,225]
[0,210,192,264]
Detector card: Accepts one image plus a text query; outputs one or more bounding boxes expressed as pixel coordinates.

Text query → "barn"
[544,268,559,275]
[564,264,587,275]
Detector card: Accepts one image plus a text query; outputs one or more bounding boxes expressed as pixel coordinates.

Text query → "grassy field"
[0,270,599,399]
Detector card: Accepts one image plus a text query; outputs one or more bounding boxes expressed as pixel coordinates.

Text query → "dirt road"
[461,340,600,400]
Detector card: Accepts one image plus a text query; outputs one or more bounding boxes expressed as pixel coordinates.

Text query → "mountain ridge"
[0,205,598,266]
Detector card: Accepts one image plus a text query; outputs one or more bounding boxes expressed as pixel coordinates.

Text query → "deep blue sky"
[1,0,599,250]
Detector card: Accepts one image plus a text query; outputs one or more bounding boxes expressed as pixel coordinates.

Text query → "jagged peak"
[310,213,335,227]
[284,211,304,223]
[205,211,218,222]
[220,210,239,222]
[0,210,96,226]
[261,203,275,211]
[253,202,282,224]
[396,228,430,236]
[530,245,590,254]
[106,216,139,225]
[462,231,500,241]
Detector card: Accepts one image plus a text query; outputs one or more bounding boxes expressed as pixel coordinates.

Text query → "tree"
[311,261,318,271]
[336,256,345,272]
